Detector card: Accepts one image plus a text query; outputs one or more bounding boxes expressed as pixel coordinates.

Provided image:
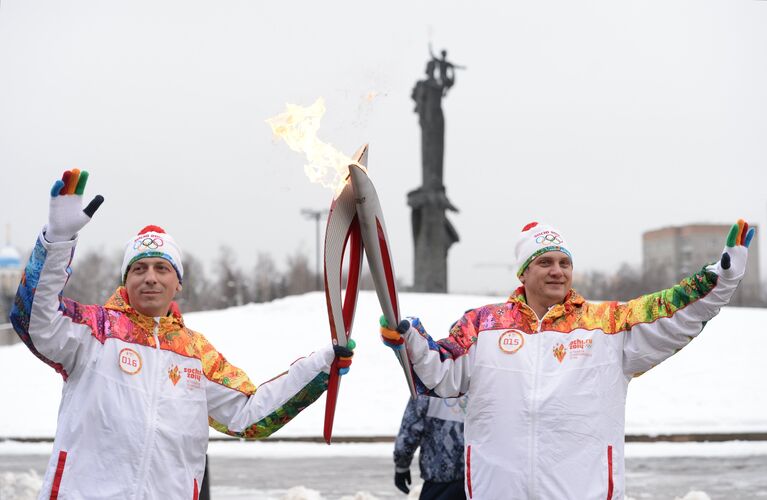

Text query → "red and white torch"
[267,99,417,444]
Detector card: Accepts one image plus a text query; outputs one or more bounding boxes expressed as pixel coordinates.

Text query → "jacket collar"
[507,286,585,321]
[104,287,185,335]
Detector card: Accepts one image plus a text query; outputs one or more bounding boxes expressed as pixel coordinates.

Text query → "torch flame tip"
[267,99,369,193]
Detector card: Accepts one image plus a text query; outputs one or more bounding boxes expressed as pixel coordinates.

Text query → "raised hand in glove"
[380,315,410,350]
[333,339,356,375]
[45,169,104,242]
[394,469,411,494]
[710,219,755,280]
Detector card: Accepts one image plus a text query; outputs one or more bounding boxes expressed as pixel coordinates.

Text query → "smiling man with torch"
[381,220,756,499]
[10,169,355,498]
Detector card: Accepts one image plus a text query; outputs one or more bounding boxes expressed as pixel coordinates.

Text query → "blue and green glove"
[46,169,104,242]
[333,339,356,375]
[713,219,755,280]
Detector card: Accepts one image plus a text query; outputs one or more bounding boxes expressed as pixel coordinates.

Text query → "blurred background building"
[643,224,762,307]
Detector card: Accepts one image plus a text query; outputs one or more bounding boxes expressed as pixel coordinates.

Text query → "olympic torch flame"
[267,98,367,195]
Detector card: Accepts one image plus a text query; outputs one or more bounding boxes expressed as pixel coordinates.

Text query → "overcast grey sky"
[1,0,765,295]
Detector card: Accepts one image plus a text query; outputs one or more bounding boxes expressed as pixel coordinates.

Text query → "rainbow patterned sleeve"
[208,373,328,439]
[401,312,479,398]
[8,237,99,381]
[9,239,71,377]
[445,310,481,355]
[577,266,722,377]
[576,267,719,334]
[406,314,475,363]
[199,335,329,439]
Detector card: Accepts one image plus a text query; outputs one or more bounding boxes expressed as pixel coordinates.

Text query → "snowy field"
[2,292,766,498]
[2,292,766,438]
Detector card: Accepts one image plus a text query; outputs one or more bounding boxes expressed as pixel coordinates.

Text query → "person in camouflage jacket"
[394,394,468,500]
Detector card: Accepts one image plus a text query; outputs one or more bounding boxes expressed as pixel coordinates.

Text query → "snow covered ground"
[2,291,766,439]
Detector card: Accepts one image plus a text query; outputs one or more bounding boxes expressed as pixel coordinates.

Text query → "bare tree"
[577,262,708,303]
[252,252,282,303]
[284,250,314,296]
[574,270,611,301]
[641,264,670,298]
[608,263,645,301]
[175,252,211,312]
[213,245,247,309]
[64,248,122,305]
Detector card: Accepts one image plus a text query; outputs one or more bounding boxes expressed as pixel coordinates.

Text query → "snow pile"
[281,487,418,500]
[1,291,766,438]
[675,492,711,500]
[282,486,323,500]
[0,470,42,500]
[337,492,381,500]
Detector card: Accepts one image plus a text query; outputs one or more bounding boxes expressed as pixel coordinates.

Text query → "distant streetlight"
[301,208,329,291]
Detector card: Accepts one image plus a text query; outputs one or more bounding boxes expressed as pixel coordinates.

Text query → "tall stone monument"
[407,48,462,292]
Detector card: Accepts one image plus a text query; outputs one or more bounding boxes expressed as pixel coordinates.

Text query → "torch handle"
[322,179,364,443]
[348,164,418,399]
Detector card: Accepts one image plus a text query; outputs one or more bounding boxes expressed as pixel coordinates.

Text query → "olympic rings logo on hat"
[535,233,562,245]
[133,236,164,250]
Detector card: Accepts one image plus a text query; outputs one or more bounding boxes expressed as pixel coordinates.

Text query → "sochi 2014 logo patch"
[567,338,593,358]
[118,348,142,375]
[184,367,203,389]
[553,343,567,363]
[498,330,525,354]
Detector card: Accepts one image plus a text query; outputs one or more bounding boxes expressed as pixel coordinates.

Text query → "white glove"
[706,219,755,281]
[45,169,104,243]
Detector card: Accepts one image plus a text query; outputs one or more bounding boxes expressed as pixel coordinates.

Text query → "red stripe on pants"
[606,445,614,500]
[50,450,67,500]
[466,445,473,499]
[193,478,199,500]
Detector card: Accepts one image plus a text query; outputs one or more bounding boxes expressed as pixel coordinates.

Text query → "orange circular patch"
[118,348,142,375]
[498,330,525,354]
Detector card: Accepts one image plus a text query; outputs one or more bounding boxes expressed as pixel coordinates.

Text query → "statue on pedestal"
[408,48,463,293]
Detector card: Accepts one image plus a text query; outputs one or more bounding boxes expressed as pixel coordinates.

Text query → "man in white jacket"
[10,169,354,499]
[381,220,755,500]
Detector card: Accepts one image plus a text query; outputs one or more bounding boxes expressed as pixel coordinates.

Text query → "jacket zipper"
[526,304,552,500]
[133,320,163,499]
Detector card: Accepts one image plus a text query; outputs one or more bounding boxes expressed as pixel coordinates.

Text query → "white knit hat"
[121,225,184,284]
[515,222,572,277]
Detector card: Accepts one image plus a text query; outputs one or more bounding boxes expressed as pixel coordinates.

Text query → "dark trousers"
[420,479,466,500]
[199,455,210,500]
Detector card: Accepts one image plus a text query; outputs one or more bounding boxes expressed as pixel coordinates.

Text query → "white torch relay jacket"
[399,260,742,500]
[10,233,335,500]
